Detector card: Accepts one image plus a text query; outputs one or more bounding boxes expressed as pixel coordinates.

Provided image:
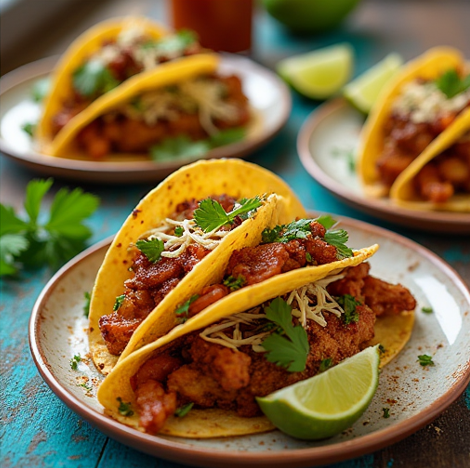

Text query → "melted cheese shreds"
[200,278,347,352]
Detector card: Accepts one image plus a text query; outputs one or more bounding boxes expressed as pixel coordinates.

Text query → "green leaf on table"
[0,205,28,235]
[24,178,53,225]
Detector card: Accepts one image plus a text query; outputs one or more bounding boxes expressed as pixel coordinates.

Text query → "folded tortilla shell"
[389,107,470,212]
[89,159,307,374]
[95,243,416,439]
[37,17,167,150]
[357,47,465,198]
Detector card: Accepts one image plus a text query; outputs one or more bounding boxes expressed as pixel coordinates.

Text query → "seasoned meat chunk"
[98,314,142,355]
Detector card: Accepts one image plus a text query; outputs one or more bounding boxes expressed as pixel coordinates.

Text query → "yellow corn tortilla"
[357,46,465,199]
[97,243,415,438]
[46,53,221,158]
[89,159,307,375]
[390,107,470,212]
[37,17,168,150]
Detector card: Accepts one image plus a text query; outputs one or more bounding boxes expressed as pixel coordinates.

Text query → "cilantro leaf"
[435,69,470,99]
[31,78,50,102]
[83,291,91,318]
[21,122,36,137]
[315,214,336,230]
[0,234,29,275]
[421,306,433,314]
[382,407,390,419]
[72,60,119,98]
[194,197,262,233]
[174,226,184,237]
[223,275,246,291]
[174,402,194,417]
[70,354,81,370]
[117,397,134,416]
[145,29,197,55]
[209,127,246,147]
[261,225,283,243]
[175,295,199,323]
[324,229,353,259]
[336,294,361,325]
[136,238,164,263]
[417,354,435,367]
[0,205,28,235]
[24,178,53,225]
[150,136,210,162]
[261,297,309,372]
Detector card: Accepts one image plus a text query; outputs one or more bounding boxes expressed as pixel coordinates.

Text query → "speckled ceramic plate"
[29,217,470,468]
[297,98,470,234]
[0,54,290,184]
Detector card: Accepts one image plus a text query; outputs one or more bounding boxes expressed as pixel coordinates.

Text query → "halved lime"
[343,53,403,114]
[277,44,354,100]
[256,345,380,440]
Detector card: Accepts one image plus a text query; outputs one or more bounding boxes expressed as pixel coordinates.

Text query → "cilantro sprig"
[194,196,262,233]
[336,294,361,325]
[223,275,246,291]
[174,402,194,418]
[417,354,435,367]
[261,298,309,373]
[435,69,470,99]
[70,354,81,370]
[135,238,164,263]
[73,60,120,98]
[0,179,99,277]
[175,295,200,323]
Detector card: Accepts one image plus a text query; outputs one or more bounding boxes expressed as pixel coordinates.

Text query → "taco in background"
[97,248,416,438]
[37,17,179,149]
[46,53,253,161]
[358,47,470,209]
[390,107,470,211]
[89,159,307,375]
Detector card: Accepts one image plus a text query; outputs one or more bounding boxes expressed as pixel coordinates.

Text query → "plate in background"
[297,98,470,234]
[30,217,470,467]
[0,54,291,184]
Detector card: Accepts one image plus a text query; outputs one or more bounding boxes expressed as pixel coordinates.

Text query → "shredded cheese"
[199,276,347,352]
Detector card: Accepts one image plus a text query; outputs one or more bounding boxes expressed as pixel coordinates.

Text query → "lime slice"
[277,44,354,100]
[343,53,403,113]
[256,345,380,440]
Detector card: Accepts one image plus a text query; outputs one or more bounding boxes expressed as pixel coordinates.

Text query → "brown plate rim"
[29,216,470,468]
[1,55,291,183]
[297,98,470,233]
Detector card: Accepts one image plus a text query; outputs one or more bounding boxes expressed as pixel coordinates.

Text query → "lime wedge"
[256,345,380,440]
[277,44,354,100]
[343,53,403,113]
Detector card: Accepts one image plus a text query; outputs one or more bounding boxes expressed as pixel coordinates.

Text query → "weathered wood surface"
[1,0,469,467]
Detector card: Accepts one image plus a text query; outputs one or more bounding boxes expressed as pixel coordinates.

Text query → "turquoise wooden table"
[1,1,469,467]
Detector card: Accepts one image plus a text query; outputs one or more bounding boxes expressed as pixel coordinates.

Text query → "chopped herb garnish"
[305,252,313,263]
[144,29,197,55]
[378,344,386,355]
[72,60,119,98]
[336,294,361,325]
[21,122,36,137]
[174,402,194,417]
[324,229,353,259]
[150,136,210,162]
[31,78,50,103]
[175,295,199,323]
[382,407,390,419]
[174,226,184,237]
[70,354,81,370]
[223,275,246,291]
[0,178,99,277]
[79,381,92,391]
[136,238,164,263]
[194,197,262,233]
[421,306,433,314]
[209,127,246,147]
[417,354,435,367]
[83,291,91,318]
[319,357,332,372]
[435,69,470,99]
[117,397,134,416]
[113,294,125,312]
[261,298,309,372]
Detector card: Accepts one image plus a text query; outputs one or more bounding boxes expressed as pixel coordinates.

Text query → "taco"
[358,47,470,210]
[37,17,181,149]
[44,52,252,161]
[89,159,307,375]
[97,245,416,438]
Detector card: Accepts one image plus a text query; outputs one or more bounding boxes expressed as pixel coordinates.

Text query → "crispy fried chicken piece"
[98,314,142,355]
[135,380,177,434]
[362,276,417,316]
[133,354,183,388]
[327,262,370,299]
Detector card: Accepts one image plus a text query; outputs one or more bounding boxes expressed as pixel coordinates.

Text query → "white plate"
[30,216,470,467]
[0,54,291,184]
[297,98,470,234]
